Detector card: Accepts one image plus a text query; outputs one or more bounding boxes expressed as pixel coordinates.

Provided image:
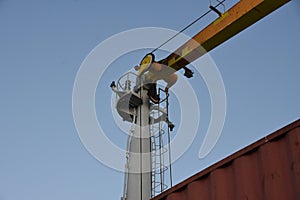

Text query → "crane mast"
[111,72,173,200]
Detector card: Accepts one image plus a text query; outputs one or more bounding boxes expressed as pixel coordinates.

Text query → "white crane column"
[126,86,152,200]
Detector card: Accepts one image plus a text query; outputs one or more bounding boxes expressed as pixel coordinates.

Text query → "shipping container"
[152,119,300,200]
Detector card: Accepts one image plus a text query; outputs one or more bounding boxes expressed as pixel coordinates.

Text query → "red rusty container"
[152,119,300,200]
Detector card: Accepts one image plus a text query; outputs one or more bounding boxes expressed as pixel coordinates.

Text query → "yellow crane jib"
[162,0,291,72]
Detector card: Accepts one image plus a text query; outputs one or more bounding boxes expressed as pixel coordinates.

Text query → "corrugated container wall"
[152,119,300,200]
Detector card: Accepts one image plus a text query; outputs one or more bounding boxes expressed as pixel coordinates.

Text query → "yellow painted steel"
[162,0,291,71]
[138,54,154,76]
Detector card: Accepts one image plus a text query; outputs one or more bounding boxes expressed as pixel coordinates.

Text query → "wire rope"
[150,0,226,54]
[166,93,173,188]
[139,77,143,200]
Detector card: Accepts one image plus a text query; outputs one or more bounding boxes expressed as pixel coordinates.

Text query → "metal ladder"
[150,89,173,198]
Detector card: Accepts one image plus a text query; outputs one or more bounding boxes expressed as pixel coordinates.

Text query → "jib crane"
[111,0,290,200]
[153,0,291,74]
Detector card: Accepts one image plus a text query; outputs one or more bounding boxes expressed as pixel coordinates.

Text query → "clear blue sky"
[1,0,299,200]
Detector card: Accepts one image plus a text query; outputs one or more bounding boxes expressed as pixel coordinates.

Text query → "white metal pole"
[126,86,152,200]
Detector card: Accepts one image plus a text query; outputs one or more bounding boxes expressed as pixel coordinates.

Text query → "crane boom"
[161,0,290,71]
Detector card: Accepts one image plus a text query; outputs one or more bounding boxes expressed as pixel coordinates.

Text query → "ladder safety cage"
[150,88,173,198]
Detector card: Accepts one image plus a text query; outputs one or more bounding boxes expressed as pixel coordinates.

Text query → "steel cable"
[150,0,226,54]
